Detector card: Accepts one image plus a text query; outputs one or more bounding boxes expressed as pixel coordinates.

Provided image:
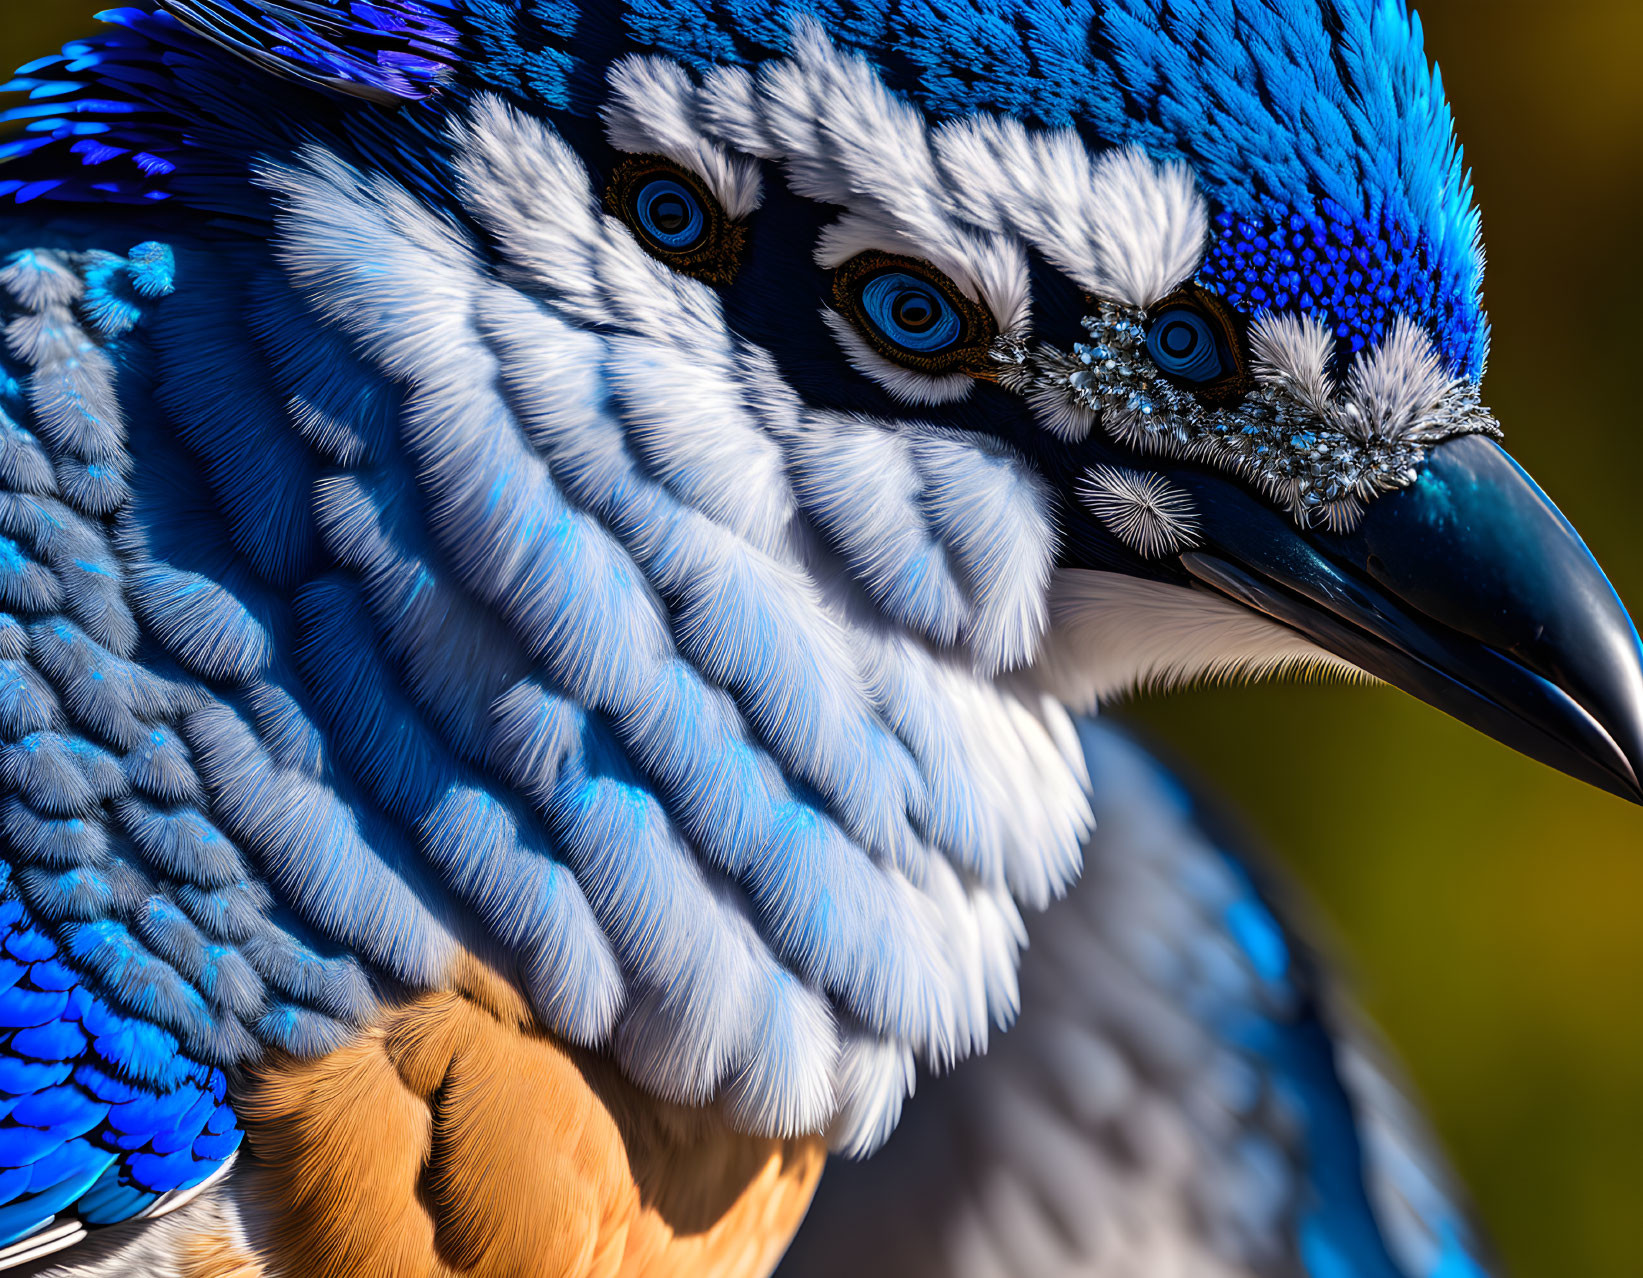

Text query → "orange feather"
[232,966,825,1278]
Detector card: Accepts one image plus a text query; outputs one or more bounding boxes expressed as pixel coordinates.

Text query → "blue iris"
[634,178,706,250]
[859,272,962,353]
[1146,306,1229,383]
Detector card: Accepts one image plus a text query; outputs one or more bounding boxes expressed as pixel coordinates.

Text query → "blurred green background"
[3,5,1640,1277]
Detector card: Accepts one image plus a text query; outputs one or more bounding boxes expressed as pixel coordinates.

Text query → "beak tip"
[1581,628,1643,806]
[1607,714,1643,805]
[1605,743,1643,805]
[1354,435,1643,809]
[1175,436,1643,807]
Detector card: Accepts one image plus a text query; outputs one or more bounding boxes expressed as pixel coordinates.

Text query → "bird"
[0,2,1636,1276]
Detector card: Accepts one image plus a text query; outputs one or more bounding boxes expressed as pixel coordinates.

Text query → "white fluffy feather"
[938,120,1207,309]
[1343,313,1457,443]
[603,55,765,218]
[1077,465,1202,559]
[1248,309,1337,416]
[1034,570,1369,708]
[828,1030,918,1160]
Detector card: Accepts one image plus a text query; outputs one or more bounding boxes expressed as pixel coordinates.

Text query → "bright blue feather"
[0,888,241,1238]
[0,2,1513,1257]
[165,0,463,101]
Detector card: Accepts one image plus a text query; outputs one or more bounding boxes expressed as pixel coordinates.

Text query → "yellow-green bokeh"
[3,6,1639,1277]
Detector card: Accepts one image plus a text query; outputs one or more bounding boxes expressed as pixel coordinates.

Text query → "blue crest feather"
[166,0,464,103]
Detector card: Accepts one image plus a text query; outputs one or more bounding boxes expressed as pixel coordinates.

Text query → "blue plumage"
[0,540,60,617]
[0,227,425,1249]
[151,261,322,588]
[247,270,399,468]
[3,0,1484,376]
[0,0,1610,1271]
[166,0,464,101]
[0,882,238,1247]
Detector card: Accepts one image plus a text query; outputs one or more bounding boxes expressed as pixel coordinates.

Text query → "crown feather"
[163,0,464,103]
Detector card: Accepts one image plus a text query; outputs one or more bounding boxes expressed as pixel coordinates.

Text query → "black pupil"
[649,192,691,235]
[1160,319,1199,358]
[893,289,937,333]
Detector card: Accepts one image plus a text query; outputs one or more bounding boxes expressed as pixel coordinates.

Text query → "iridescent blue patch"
[0,876,240,1244]
[1198,203,1487,381]
[165,1,462,102]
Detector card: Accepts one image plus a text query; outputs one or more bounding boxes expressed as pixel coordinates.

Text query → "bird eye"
[1147,310,1222,380]
[833,252,997,376]
[605,155,743,285]
[1143,288,1249,403]
[860,273,961,352]
[634,177,706,250]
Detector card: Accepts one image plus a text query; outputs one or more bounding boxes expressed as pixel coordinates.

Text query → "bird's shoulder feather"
[0,229,247,1271]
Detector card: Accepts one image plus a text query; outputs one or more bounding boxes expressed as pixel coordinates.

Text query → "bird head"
[12,0,1637,802]
[515,0,1643,805]
[565,0,1643,806]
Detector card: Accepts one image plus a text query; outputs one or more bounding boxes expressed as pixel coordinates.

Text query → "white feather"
[937,121,1207,309]
[1034,570,1369,708]
[603,55,765,218]
[449,95,734,354]
[1077,465,1202,559]
[1248,309,1337,416]
[1342,313,1456,443]
[723,973,840,1138]
[828,1031,918,1159]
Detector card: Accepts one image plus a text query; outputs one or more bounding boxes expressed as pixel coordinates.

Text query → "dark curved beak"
[1172,435,1643,804]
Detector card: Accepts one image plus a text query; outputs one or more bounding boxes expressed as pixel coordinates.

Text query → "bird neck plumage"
[101,96,1098,1153]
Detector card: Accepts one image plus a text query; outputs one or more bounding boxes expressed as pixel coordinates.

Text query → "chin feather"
[1032,570,1371,708]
